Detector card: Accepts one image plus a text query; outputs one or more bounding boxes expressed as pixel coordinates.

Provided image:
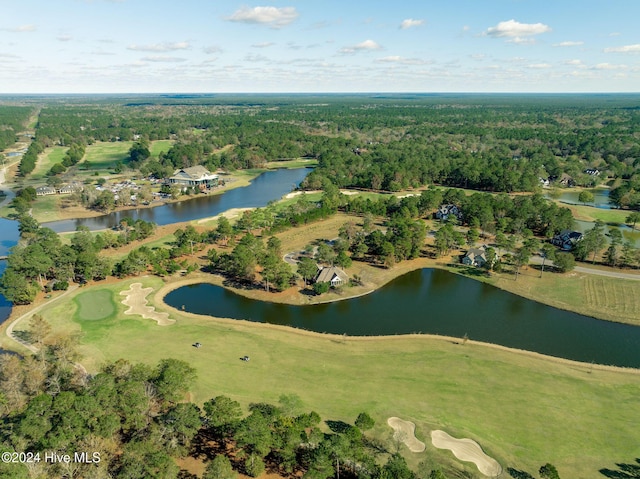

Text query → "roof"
[315,266,348,284]
[170,165,218,181]
[464,248,487,262]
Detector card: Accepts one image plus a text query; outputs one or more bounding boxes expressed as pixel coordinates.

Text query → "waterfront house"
[314,266,349,288]
[462,247,487,268]
[167,165,219,189]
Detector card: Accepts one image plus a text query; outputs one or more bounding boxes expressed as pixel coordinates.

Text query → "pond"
[546,187,612,209]
[164,269,640,368]
[42,168,311,233]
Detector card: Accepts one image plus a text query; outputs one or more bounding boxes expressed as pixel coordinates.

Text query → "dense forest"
[2,95,639,203]
[0,106,32,151]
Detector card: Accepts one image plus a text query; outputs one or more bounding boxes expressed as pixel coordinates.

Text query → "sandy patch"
[120,283,175,326]
[196,207,253,224]
[431,430,502,477]
[387,417,426,452]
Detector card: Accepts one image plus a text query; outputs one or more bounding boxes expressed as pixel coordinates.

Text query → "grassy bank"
[3,274,639,478]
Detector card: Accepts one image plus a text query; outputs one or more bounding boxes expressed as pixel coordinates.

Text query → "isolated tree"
[626,211,640,231]
[355,412,375,432]
[540,243,556,277]
[553,252,576,273]
[578,190,594,205]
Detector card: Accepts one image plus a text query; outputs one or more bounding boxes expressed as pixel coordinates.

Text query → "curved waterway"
[164,269,640,368]
[0,168,310,325]
[42,168,311,233]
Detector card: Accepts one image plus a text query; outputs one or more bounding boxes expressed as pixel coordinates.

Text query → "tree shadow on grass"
[325,419,352,434]
[507,467,535,479]
[600,458,640,478]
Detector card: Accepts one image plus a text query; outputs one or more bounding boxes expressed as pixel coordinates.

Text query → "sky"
[1,0,640,93]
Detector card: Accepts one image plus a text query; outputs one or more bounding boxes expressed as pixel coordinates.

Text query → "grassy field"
[6,274,639,478]
[74,289,116,320]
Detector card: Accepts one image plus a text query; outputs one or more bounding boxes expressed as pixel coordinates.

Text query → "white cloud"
[553,41,583,47]
[604,44,640,53]
[3,24,36,32]
[128,42,190,52]
[228,6,299,28]
[527,63,552,69]
[140,56,187,63]
[593,63,627,70]
[376,56,430,65]
[400,19,424,30]
[565,59,585,67]
[252,42,275,48]
[339,39,382,54]
[204,45,222,54]
[484,19,551,42]
[57,35,73,42]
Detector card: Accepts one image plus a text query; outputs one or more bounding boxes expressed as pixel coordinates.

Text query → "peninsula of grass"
[11,275,640,478]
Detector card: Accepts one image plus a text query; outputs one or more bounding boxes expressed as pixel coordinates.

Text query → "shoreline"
[151,274,640,374]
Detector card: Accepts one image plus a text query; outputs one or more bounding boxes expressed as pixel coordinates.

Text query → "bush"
[52,280,69,291]
[313,281,330,295]
[553,252,576,273]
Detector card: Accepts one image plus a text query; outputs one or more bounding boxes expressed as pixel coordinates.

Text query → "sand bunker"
[120,283,175,326]
[431,430,502,477]
[387,417,426,452]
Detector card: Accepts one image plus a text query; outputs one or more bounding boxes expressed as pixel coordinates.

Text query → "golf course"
[5,273,639,478]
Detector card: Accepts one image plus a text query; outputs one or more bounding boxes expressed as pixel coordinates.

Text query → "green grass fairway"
[23,276,640,478]
[74,289,116,320]
[33,146,66,179]
[149,139,174,158]
[84,141,133,169]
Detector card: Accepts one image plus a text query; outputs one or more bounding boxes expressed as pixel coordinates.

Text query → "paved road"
[530,255,640,281]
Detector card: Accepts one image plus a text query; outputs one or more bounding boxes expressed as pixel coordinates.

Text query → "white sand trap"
[431,430,502,477]
[120,283,175,326]
[387,417,426,452]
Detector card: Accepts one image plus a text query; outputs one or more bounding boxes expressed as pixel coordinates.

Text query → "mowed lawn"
[83,141,133,170]
[22,275,640,478]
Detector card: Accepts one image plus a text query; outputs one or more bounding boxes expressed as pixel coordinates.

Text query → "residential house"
[435,204,463,221]
[585,168,601,176]
[551,230,583,251]
[57,184,82,195]
[167,165,219,190]
[35,186,56,196]
[558,173,574,187]
[314,266,349,288]
[539,177,550,187]
[462,247,487,268]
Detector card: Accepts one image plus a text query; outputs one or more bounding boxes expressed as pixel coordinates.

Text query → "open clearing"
[6,274,639,477]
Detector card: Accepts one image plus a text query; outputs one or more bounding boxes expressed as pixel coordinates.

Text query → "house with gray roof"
[462,247,487,267]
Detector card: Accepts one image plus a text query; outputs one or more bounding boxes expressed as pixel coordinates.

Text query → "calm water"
[548,187,612,209]
[0,218,19,324]
[43,168,311,233]
[164,269,640,368]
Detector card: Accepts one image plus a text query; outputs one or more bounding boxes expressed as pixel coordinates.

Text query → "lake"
[0,218,19,324]
[164,269,640,368]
